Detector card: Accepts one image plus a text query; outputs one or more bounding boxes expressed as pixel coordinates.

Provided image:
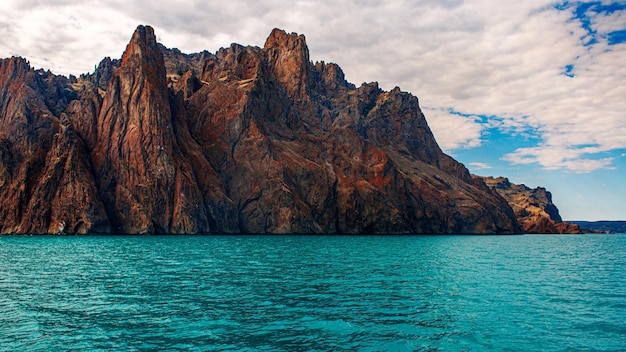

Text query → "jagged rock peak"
[264,28,308,51]
[91,24,179,234]
[263,28,310,97]
[115,24,168,94]
[0,56,31,74]
[93,56,120,90]
[120,25,162,69]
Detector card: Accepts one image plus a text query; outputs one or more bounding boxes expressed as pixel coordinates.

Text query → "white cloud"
[0,0,138,74]
[468,162,492,170]
[0,0,625,173]
[590,8,626,34]
[422,107,484,152]
[503,145,615,173]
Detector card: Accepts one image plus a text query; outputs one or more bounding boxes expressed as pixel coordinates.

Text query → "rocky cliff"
[481,176,582,234]
[0,25,522,234]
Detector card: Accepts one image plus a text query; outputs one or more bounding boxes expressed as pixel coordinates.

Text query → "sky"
[0,0,624,221]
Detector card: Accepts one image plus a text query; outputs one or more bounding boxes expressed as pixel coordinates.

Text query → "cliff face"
[0,57,110,234]
[481,176,582,234]
[0,25,521,234]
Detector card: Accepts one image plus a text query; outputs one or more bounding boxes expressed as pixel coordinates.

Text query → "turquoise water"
[1,235,625,351]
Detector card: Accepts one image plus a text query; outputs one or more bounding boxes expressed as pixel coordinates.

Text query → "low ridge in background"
[0,25,579,235]
[481,177,582,234]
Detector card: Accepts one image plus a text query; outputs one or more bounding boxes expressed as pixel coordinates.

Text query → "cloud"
[408,1,626,172]
[503,145,615,173]
[422,107,484,151]
[0,0,625,174]
[467,162,492,171]
[0,0,138,74]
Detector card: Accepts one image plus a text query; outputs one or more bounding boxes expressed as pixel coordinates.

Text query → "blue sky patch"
[556,1,626,46]
[608,29,626,45]
[451,124,541,171]
[562,64,575,77]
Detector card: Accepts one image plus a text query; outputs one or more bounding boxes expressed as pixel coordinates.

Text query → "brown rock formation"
[481,176,583,234]
[0,25,523,234]
[90,25,214,234]
[0,57,110,234]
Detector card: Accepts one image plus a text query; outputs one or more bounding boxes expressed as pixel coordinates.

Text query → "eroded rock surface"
[0,57,110,234]
[0,25,522,234]
[481,176,582,234]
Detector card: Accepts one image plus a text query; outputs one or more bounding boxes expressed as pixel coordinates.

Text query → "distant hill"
[570,221,626,234]
[479,176,582,234]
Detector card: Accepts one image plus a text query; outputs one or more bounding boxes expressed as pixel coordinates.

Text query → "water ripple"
[1,235,625,351]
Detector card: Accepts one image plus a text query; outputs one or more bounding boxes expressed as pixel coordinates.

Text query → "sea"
[1,234,625,351]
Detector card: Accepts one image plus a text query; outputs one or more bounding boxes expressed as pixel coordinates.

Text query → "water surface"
[1,235,625,351]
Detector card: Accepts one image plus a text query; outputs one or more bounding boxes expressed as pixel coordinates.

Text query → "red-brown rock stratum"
[481,177,582,234]
[0,25,527,234]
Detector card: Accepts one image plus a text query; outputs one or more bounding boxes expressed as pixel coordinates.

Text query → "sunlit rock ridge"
[0,25,523,235]
[481,177,582,234]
